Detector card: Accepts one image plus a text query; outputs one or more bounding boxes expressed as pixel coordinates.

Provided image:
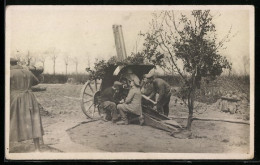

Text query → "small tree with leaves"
[86,52,147,81]
[142,10,232,130]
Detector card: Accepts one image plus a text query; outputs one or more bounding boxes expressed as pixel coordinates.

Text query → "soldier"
[10,58,23,69]
[146,73,172,116]
[141,74,156,108]
[10,58,44,152]
[117,77,142,125]
[100,81,122,122]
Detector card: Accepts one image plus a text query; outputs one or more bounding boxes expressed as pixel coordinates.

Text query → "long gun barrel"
[113,25,127,61]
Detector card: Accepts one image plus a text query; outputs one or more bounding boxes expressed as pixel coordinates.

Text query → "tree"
[87,56,91,68]
[242,55,249,76]
[24,51,37,66]
[38,54,48,70]
[142,10,232,130]
[47,48,59,75]
[73,57,79,74]
[86,53,146,81]
[52,55,58,75]
[64,54,70,75]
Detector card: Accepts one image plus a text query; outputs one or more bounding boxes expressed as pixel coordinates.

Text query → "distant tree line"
[13,47,91,75]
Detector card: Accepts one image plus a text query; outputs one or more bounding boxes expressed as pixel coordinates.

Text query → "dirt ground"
[68,120,249,153]
[9,84,250,153]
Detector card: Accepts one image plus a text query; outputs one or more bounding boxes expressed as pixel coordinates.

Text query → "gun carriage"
[80,25,181,133]
[80,64,181,132]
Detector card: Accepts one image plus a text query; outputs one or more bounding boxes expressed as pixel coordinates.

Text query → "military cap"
[10,58,18,63]
[113,81,122,87]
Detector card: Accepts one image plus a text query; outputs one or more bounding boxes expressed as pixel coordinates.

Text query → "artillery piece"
[80,25,181,134]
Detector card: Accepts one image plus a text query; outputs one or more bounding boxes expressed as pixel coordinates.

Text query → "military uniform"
[141,81,155,107]
[149,78,171,116]
[117,86,142,117]
[100,86,120,121]
[117,77,142,125]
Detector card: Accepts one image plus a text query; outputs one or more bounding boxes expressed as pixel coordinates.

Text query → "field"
[9,76,251,153]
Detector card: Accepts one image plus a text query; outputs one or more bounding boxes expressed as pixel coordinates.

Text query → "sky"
[6,6,253,74]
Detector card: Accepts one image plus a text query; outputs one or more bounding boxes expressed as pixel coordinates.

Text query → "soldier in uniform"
[117,77,142,125]
[10,58,44,152]
[146,73,172,116]
[100,81,122,122]
[141,74,156,108]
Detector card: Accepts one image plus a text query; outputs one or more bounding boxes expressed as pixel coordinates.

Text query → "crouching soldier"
[100,81,122,123]
[117,77,143,125]
[146,73,171,116]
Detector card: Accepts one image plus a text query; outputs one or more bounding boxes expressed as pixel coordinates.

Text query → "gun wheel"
[80,80,101,119]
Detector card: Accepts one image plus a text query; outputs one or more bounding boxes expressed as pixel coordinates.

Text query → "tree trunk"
[186,88,195,130]
[53,59,56,75]
[65,64,68,75]
[186,106,193,130]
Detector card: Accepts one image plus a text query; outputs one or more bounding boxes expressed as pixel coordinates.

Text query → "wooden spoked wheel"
[80,80,101,119]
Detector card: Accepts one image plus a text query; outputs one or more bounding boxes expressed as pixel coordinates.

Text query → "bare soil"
[9,84,250,153]
[68,120,249,153]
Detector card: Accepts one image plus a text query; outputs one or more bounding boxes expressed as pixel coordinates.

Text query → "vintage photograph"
[5,5,254,160]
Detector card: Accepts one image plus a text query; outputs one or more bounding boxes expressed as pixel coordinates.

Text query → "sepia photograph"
[5,5,254,160]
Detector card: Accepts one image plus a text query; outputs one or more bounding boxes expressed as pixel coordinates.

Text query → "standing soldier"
[10,58,44,152]
[141,74,156,108]
[146,73,172,116]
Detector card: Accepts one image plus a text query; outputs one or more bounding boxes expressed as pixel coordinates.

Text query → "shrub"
[158,74,249,104]
[86,53,148,81]
[67,74,90,84]
[42,74,68,84]
[42,73,90,84]
[157,75,183,87]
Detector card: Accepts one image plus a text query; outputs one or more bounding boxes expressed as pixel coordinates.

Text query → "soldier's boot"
[116,118,129,125]
[112,117,120,123]
[105,112,112,121]
[100,114,108,122]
